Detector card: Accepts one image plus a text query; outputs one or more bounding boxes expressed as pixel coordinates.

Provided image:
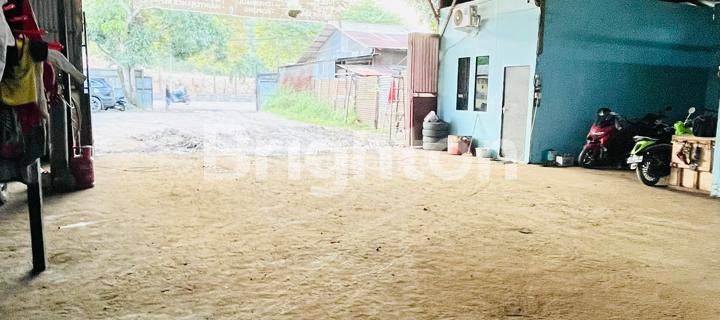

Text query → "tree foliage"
[85,0,323,77]
[342,0,403,25]
[85,0,161,69]
[84,0,437,80]
[254,21,322,71]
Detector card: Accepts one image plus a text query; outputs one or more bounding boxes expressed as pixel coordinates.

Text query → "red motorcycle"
[579,107,668,168]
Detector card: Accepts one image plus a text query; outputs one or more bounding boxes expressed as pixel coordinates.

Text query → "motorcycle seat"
[633,136,659,142]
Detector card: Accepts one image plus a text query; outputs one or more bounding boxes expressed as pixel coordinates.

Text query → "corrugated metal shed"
[408,33,439,95]
[338,65,395,77]
[354,77,379,127]
[30,0,84,68]
[343,31,407,50]
[299,22,410,64]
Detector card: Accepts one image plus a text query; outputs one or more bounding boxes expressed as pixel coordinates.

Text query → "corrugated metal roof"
[343,31,407,50]
[299,22,410,63]
[338,65,396,76]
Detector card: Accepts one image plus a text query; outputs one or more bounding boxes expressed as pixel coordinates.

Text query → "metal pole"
[51,0,75,190]
[81,12,93,146]
[26,159,46,273]
[57,0,73,150]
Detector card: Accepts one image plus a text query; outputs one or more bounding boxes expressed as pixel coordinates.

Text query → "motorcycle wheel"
[0,183,8,206]
[90,97,103,112]
[636,154,662,186]
[578,147,598,168]
[636,146,671,187]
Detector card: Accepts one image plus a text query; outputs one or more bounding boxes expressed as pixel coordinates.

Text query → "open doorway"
[83,0,421,155]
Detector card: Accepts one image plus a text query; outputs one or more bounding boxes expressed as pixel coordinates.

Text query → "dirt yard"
[1,105,719,319]
[92,102,389,155]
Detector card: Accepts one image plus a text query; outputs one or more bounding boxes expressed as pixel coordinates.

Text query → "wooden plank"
[699,171,714,192]
[668,185,711,195]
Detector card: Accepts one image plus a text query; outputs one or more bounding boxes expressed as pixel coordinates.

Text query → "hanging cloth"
[0,105,21,158]
[34,61,47,117]
[0,0,15,80]
[43,61,57,103]
[47,50,86,83]
[0,37,39,106]
[387,78,398,104]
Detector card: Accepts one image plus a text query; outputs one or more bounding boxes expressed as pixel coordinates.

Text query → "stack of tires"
[423,121,450,151]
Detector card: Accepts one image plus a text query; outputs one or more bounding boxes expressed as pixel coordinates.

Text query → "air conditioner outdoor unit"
[452,4,480,30]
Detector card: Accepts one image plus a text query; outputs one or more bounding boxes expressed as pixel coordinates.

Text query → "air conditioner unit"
[452,4,481,30]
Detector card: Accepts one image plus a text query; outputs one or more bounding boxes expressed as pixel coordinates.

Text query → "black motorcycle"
[627,111,678,186]
[579,107,668,168]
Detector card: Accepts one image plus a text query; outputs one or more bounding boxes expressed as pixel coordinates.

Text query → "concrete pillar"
[713,112,720,197]
[50,101,74,191]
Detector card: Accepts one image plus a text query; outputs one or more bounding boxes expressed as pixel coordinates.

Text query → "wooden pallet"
[669,136,715,195]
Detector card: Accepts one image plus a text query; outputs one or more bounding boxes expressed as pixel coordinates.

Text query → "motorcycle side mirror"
[684,107,697,123]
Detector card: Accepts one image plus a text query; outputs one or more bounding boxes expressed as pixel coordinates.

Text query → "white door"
[500,66,532,162]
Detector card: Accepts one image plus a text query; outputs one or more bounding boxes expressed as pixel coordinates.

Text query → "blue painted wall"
[437,0,540,160]
[313,31,373,79]
[531,0,720,163]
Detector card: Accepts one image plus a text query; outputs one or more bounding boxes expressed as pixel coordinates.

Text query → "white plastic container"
[556,154,575,167]
[476,147,493,158]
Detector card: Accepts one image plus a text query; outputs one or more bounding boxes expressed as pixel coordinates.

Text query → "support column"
[51,0,75,190]
[713,108,720,197]
[713,5,720,198]
[26,159,46,273]
[80,12,93,146]
[50,101,74,190]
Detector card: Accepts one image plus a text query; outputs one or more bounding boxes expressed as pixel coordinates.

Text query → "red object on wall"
[388,79,398,104]
[71,146,95,189]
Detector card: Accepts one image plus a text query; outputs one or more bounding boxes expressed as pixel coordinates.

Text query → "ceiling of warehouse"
[661,0,720,6]
[440,0,720,8]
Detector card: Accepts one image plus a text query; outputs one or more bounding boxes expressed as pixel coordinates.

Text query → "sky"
[381,0,433,31]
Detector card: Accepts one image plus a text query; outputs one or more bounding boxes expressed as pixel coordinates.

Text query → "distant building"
[281,22,410,86]
[274,22,411,132]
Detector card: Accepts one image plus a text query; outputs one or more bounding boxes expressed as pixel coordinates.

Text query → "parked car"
[89,78,125,112]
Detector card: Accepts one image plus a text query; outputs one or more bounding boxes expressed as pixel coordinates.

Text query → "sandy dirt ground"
[1,105,719,319]
[92,102,389,155]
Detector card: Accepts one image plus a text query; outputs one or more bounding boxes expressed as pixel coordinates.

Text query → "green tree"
[85,0,163,104]
[157,11,233,75]
[342,0,402,25]
[254,20,322,71]
[406,0,441,32]
[85,1,233,103]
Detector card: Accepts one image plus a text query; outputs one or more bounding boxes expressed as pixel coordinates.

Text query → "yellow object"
[0,38,38,106]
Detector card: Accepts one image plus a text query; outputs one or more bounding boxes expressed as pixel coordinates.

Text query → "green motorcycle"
[627,107,696,186]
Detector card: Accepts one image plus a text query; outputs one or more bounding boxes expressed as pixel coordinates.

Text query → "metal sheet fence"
[306,75,407,137]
